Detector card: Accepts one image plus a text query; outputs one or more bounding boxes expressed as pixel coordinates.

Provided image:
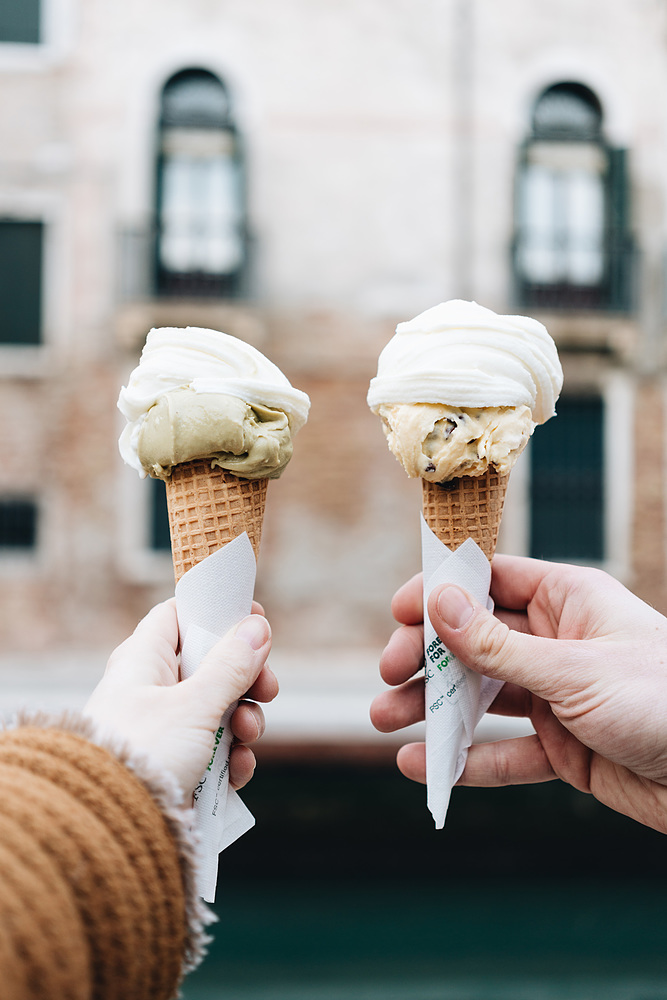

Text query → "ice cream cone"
[421,468,509,562]
[165,460,267,583]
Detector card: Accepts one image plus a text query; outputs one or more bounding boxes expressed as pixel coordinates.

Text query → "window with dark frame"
[530,394,604,562]
[0,1,40,44]
[513,82,633,312]
[0,220,44,345]
[155,68,247,298]
[149,478,171,552]
[0,498,38,550]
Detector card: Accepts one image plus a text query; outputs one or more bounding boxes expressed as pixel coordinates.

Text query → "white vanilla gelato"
[118,326,311,479]
[368,300,562,482]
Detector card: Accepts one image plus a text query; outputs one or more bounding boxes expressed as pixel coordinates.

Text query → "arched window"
[156,69,246,297]
[513,82,632,311]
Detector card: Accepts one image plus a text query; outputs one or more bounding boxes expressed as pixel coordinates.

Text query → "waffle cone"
[164,460,267,582]
[421,468,509,562]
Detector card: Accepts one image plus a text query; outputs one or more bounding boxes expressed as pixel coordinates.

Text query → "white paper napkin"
[421,515,504,828]
[175,532,258,902]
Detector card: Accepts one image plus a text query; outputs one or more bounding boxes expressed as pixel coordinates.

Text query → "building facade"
[1,0,667,745]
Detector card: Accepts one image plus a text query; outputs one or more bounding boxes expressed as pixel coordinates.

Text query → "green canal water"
[182,759,667,1000]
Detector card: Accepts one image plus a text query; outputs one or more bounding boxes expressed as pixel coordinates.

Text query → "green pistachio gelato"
[137,388,293,481]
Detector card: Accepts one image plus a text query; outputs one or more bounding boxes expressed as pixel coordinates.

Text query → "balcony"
[114,224,262,352]
[512,228,638,315]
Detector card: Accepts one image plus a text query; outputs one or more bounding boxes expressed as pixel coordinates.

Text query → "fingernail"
[436,586,474,629]
[235,615,270,650]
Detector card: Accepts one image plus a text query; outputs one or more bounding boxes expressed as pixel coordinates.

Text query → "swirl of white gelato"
[367,300,563,425]
[118,326,310,477]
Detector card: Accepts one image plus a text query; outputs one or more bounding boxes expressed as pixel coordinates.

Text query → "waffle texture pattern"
[166,460,267,581]
[422,469,509,561]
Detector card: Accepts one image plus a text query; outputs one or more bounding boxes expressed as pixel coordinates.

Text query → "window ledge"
[116,548,175,587]
[0,42,69,72]
[0,552,43,576]
[530,311,640,361]
[0,345,57,379]
[114,300,267,353]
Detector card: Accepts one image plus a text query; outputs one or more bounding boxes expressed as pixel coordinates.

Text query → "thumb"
[183,614,272,710]
[427,584,581,701]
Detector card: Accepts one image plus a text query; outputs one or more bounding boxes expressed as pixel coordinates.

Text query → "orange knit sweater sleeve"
[0,719,209,1000]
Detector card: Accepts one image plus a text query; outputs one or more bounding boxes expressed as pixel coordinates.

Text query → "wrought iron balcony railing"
[511,229,638,313]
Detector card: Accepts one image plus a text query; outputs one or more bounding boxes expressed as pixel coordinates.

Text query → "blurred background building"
[2,1,667,998]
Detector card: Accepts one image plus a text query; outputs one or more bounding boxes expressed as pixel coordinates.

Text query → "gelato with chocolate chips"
[374,402,533,482]
[367,299,562,483]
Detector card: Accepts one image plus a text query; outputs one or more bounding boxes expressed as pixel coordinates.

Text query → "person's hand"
[370,555,667,834]
[84,598,277,801]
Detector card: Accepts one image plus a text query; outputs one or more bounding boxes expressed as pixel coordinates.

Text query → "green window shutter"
[530,395,604,561]
[150,478,172,551]
[0,1,40,44]
[606,147,634,312]
[0,220,43,345]
[0,499,38,549]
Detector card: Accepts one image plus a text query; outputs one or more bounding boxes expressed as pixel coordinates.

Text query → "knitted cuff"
[6,710,216,984]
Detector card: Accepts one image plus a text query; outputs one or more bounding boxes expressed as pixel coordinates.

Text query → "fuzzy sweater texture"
[0,716,211,1000]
